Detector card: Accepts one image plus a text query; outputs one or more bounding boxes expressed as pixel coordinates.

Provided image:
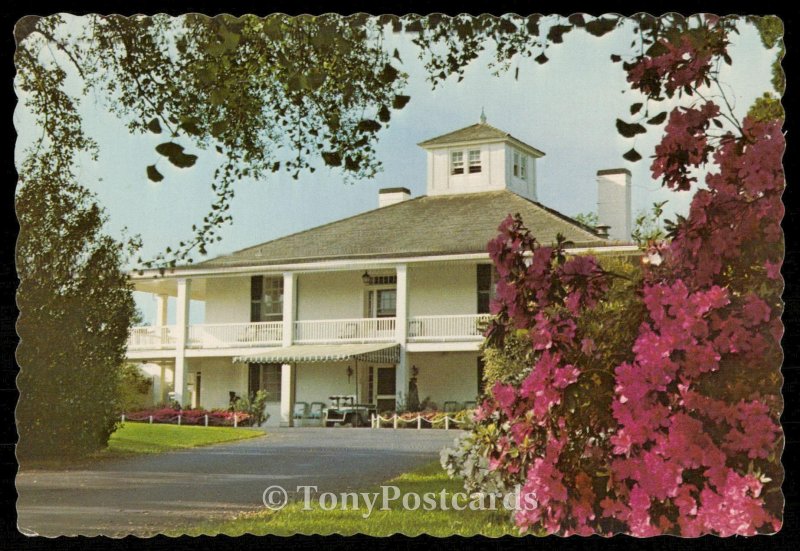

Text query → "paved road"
[16,427,462,537]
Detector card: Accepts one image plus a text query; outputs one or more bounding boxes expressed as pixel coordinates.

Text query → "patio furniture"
[293,402,309,419]
[463,400,477,410]
[308,402,325,419]
[443,401,462,413]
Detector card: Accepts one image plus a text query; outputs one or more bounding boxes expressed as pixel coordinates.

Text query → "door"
[248,363,282,427]
[195,372,202,408]
[374,365,396,413]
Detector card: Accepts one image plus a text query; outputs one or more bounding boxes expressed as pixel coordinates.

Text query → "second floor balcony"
[126,314,491,354]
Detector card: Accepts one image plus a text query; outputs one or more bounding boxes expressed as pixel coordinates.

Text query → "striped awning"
[232,343,400,364]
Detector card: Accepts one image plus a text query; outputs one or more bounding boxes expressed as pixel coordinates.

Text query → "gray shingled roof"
[417,122,545,156]
[194,190,606,268]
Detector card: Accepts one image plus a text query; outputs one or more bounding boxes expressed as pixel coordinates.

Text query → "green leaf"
[610,54,622,62]
[211,120,227,137]
[147,165,164,182]
[645,41,669,57]
[630,103,643,115]
[155,142,198,169]
[526,15,541,36]
[378,105,391,123]
[568,14,586,27]
[393,95,410,109]
[344,155,361,171]
[585,16,618,36]
[170,152,198,168]
[379,63,399,84]
[321,151,342,167]
[146,118,162,134]
[307,70,327,90]
[535,52,548,64]
[357,119,381,133]
[647,111,667,125]
[180,119,202,136]
[616,119,647,138]
[547,24,573,44]
[155,142,184,158]
[623,148,642,162]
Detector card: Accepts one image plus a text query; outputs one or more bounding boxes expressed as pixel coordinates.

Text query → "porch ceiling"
[132,277,207,300]
[232,343,400,364]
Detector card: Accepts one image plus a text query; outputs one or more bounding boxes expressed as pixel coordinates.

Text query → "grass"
[180,461,519,537]
[20,423,265,470]
[106,422,264,455]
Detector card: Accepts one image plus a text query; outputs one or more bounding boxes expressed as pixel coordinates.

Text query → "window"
[468,149,482,173]
[513,150,528,179]
[451,151,464,175]
[248,363,282,402]
[366,287,397,318]
[251,276,284,322]
[477,264,497,314]
[376,289,397,317]
[452,149,481,175]
[368,275,397,286]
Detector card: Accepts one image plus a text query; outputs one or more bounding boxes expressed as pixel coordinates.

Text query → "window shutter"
[250,276,262,322]
[477,264,492,314]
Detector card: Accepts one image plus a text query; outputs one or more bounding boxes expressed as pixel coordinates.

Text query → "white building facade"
[127,118,636,426]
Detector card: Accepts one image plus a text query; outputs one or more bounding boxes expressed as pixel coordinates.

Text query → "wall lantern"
[361,271,372,285]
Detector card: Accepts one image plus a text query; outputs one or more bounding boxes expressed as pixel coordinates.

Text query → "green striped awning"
[232,343,400,364]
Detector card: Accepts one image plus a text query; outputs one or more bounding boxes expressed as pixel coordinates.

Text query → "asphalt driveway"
[16,427,462,537]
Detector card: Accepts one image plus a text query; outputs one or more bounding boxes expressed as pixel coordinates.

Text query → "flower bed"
[124,407,250,427]
[375,409,475,429]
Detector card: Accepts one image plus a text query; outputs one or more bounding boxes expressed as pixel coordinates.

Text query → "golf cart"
[324,395,376,427]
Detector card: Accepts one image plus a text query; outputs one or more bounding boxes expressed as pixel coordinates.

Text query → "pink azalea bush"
[444,18,784,536]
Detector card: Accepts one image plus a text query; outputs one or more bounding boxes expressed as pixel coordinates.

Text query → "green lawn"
[107,422,264,455]
[181,461,519,537]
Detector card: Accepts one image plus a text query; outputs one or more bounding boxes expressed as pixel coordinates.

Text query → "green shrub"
[233,390,270,426]
[117,363,153,413]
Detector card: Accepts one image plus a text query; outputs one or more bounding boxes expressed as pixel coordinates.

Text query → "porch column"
[280,363,295,427]
[174,278,191,407]
[395,264,410,410]
[282,272,297,346]
[155,294,169,327]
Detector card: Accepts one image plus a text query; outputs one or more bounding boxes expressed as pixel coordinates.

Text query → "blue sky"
[14,16,777,323]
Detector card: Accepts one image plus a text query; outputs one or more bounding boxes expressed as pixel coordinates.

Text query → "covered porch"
[133,346,483,429]
[233,342,402,427]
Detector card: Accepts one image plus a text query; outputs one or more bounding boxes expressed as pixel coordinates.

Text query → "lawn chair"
[293,402,309,420]
[308,402,325,419]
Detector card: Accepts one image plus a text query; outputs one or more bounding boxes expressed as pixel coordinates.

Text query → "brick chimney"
[596,169,631,241]
[378,187,411,208]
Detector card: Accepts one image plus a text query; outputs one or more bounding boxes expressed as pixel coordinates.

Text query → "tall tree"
[15,35,137,458]
[15,14,409,270]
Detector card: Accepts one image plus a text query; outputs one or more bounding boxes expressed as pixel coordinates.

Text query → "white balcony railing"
[187,322,283,349]
[127,315,492,353]
[128,325,177,350]
[294,318,396,344]
[407,314,491,342]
